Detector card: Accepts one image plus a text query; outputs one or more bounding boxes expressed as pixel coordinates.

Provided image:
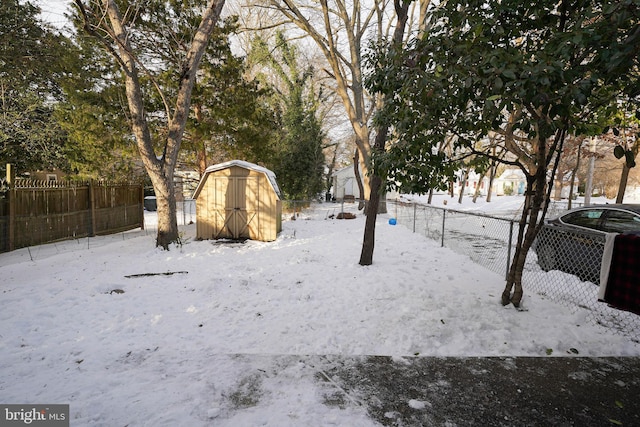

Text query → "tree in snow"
[365,0,640,305]
[73,0,226,249]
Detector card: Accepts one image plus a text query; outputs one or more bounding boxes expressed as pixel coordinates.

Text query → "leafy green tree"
[0,0,72,174]
[250,32,325,200]
[367,0,639,305]
[62,11,275,182]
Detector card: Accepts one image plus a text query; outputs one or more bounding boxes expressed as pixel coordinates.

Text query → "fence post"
[413,203,417,233]
[441,209,446,247]
[7,164,16,251]
[89,180,96,237]
[140,184,145,230]
[506,221,514,280]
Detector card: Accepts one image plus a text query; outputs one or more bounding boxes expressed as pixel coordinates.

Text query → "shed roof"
[332,165,355,178]
[192,160,281,199]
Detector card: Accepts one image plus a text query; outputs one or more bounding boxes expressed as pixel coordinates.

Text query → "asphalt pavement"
[313,355,640,426]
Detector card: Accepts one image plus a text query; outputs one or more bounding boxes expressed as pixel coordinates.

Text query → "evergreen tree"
[250,32,325,200]
[55,23,139,180]
[0,0,72,174]
[183,17,281,176]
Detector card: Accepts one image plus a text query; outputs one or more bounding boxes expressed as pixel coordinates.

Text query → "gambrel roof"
[192,160,281,199]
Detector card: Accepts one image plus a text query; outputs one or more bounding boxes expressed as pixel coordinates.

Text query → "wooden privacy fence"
[0,179,144,253]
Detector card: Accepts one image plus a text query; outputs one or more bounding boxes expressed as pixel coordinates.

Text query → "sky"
[1,196,638,425]
[36,0,72,30]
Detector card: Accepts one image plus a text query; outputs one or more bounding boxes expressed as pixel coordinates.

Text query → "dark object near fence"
[0,179,144,253]
[124,271,188,278]
[144,196,157,211]
[336,212,356,219]
[599,233,640,315]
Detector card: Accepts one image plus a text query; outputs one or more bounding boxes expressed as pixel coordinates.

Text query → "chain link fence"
[525,228,637,337]
[389,201,517,279]
[386,199,639,342]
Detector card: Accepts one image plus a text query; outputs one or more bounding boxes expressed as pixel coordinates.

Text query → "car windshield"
[561,209,604,230]
[602,210,640,233]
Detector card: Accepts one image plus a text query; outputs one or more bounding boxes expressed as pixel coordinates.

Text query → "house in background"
[331,164,401,201]
[332,164,531,201]
[27,169,66,182]
[451,170,492,197]
[494,169,526,196]
[193,160,282,242]
[332,165,359,201]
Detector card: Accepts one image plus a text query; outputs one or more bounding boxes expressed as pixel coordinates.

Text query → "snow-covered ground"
[1,195,638,425]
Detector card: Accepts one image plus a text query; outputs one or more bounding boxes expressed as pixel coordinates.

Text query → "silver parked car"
[534,204,640,284]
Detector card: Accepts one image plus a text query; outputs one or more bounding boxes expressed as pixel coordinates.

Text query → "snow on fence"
[382,199,639,342]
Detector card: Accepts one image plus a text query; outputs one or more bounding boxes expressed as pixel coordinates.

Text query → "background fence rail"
[0,179,143,253]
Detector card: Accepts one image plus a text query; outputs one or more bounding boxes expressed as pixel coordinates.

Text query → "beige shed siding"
[195,164,282,242]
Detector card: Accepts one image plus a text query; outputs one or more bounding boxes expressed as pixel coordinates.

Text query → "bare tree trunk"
[472,167,489,203]
[567,146,581,210]
[197,143,207,177]
[154,179,178,244]
[427,188,434,204]
[378,188,388,214]
[77,0,225,249]
[418,0,432,34]
[616,137,640,203]
[616,164,630,203]
[458,166,470,204]
[324,143,339,198]
[486,162,497,203]
[553,169,565,201]
[359,130,385,265]
[501,128,566,307]
[501,175,542,307]
[353,148,365,209]
[194,104,208,177]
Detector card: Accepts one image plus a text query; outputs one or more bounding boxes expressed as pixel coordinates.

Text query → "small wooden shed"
[193,160,282,242]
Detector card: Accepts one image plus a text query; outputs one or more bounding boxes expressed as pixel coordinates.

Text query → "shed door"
[216,176,260,239]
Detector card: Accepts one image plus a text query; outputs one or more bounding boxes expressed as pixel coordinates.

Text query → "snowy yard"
[1,199,639,425]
